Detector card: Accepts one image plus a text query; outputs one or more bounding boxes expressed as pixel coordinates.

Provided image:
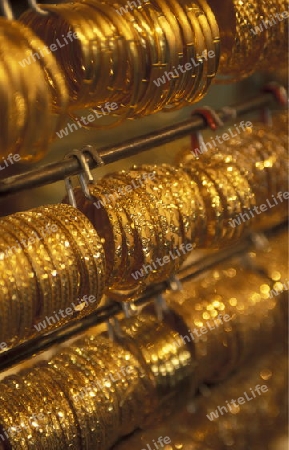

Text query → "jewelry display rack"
[0,85,287,371]
[0,89,284,197]
[0,1,287,447]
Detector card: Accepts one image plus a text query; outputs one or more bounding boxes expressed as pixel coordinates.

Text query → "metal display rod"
[0,219,286,372]
[0,91,279,198]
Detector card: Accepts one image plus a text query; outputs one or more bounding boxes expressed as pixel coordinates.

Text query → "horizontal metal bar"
[0,218,286,372]
[0,92,275,198]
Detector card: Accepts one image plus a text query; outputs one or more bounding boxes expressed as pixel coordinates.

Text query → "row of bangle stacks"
[0,225,287,449]
[0,110,288,449]
[0,0,288,448]
[0,0,287,162]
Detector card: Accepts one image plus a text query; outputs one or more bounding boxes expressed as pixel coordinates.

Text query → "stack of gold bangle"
[0,0,285,162]
[179,116,289,208]
[0,316,193,449]
[0,203,105,349]
[0,18,68,162]
[213,0,288,81]
[166,240,288,386]
[114,349,288,450]
[0,115,287,347]
[20,0,220,124]
[249,228,289,322]
[66,166,195,299]
[255,0,289,70]
[65,117,288,299]
[0,230,287,449]
[119,314,193,403]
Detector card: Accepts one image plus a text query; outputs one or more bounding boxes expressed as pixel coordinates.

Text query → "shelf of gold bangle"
[0,204,106,349]
[164,247,288,384]
[113,350,287,450]
[0,18,68,161]
[20,0,220,123]
[215,0,288,82]
[0,233,287,449]
[0,115,287,347]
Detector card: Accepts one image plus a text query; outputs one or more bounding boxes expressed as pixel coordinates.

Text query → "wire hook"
[154,293,169,321]
[27,0,48,15]
[64,146,104,207]
[261,82,288,126]
[190,106,224,156]
[167,274,183,292]
[107,315,124,342]
[1,0,14,19]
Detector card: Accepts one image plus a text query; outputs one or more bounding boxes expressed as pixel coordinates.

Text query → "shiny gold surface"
[113,348,288,450]
[0,4,287,448]
[0,18,68,161]
[216,0,288,82]
[0,231,287,449]
[0,203,105,349]
[20,0,220,122]
[62,116,288,300]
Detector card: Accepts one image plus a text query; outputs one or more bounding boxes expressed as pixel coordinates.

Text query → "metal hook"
[250,232,270,251]
[64,146,104,207]
[192,106,225,130]
[167,274,183,292]
[1,0,14,19]
[82,145,105,170]
[261,108,273,126]
[219,106,238,122]
[263,82,288,107]
[154,293,169,321]
[190,106,224,156]
[261,82,288,126]
[64,177,77,208]
[106,316,123,342]
[122,302,139,318]
[27,0,48,15]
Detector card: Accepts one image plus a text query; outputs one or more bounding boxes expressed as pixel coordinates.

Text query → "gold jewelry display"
[0,0,287,446]
[0,230,287,449]
[0,112,287,349]
[113,349,288,450]
[213,0,289,82]
[63,117,288,300]
[0,18,68,162]
[20,0,220,124]
[0,203,105,348]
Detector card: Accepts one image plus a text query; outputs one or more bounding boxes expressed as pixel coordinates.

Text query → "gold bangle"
[42,204,106,315]
[184,165,223,247]
[0,228,29,344]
